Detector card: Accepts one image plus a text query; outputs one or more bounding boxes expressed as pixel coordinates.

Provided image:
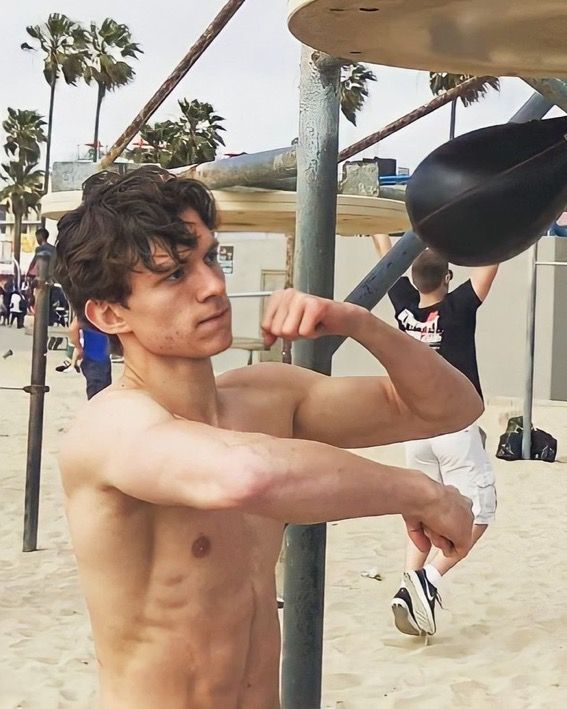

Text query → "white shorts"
[405,424,496,525]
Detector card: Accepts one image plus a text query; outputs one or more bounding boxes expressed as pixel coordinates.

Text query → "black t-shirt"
[388,277,483,398]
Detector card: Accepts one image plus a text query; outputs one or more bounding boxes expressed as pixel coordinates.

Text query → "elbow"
[439,387,484,436]
[213,441,277,511]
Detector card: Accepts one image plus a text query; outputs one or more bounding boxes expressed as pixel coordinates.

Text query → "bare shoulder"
[217,361,319,394]
[58,388,171,492]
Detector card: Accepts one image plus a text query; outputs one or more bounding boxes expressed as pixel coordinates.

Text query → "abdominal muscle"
[69,495,284,709]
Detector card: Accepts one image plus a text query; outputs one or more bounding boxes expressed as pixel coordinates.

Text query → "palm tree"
[126,99,226,169]
[171,99,226,166]
[429,72,500,139]
[126,121,179,166]
[83,19,143,162]
[340,63,377,126]
[0,160,44,265]
[22,13,88,193]
[3,108,47,164]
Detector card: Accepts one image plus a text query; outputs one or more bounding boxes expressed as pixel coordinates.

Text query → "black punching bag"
[406,116,567,266]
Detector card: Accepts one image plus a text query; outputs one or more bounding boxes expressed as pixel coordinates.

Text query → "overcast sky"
[2,0,563,173]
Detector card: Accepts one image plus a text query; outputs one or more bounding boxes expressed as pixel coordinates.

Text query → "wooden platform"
[288,0,567,78]
[41,189,409,236]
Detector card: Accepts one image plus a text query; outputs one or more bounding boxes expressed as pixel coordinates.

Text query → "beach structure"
[20,1,567,707]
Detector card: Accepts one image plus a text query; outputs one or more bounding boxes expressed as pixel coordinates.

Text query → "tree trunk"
[12,210,23,267]
[44,77,57,194]
[93,83,105,162]
[449,99,457,140]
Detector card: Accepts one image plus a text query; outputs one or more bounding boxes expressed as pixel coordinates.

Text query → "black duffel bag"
[496,416,557,463]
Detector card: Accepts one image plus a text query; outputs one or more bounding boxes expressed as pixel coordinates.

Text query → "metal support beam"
[281,46,341,709]
[522,244,538,460]
[509,92,554,123]
[23,253,51,552]
[327,230,425,355]
[183,146,297,190]
[522,78,567,115]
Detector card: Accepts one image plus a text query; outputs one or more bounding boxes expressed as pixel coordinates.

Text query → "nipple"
[192,535,211,558]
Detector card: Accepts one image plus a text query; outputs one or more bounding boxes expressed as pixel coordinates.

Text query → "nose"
[194,262,226,303]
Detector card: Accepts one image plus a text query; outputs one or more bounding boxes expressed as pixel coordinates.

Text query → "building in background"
[0,203,42,283]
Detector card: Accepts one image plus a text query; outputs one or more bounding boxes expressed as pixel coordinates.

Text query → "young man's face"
[115,207,232,360]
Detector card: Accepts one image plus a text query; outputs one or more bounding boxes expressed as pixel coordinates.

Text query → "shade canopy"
[288,0,567,78]
[41,188,409,235]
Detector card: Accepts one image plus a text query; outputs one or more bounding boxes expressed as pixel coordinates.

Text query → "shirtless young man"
[55,167,482,709]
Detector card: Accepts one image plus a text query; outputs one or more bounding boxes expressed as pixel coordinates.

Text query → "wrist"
[343,303,374,340]
[403,469,443,518]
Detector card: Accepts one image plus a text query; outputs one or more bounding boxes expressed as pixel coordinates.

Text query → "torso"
[389,277,483,398]
[61,365,298,708]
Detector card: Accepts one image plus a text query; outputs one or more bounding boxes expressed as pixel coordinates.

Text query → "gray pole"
[281,46,341,709]
[23,253,51,552]
[522,78,567,114]
[509,92,553,123]
[327,230,425,355]
[522,243,538,460]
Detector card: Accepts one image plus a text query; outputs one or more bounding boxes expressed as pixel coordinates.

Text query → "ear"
[84,299,132,336]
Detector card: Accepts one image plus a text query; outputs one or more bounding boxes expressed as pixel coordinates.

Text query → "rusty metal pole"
[281,47,341,709]
[23,252,51,552]
[101,0,248,168]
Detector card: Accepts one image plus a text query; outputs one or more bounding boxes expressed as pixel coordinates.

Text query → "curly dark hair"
[55,165,217,315]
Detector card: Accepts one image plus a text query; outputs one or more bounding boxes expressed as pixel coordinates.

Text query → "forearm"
[348,308,483,429]
[68,318,81,350]
[244,435,438,524]
[371,233,392,257]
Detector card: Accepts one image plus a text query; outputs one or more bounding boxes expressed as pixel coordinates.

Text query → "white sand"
[2,334,567,708]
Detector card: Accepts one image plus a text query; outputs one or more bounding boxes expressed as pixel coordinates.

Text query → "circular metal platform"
[41,188,409,235]
[288,0,567,78]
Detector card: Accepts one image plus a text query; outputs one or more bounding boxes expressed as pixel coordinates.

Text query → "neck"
[419,286,447,308]
[120,342,220,424]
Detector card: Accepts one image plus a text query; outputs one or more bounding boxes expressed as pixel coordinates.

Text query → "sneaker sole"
[403,571,436,635]
[391,599,423,636]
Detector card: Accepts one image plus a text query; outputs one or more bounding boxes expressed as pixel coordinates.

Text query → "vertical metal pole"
[522,243,538,460]
[23,253,51,551]
[281,46,341,709]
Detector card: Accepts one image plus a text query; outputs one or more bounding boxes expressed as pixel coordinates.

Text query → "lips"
[199,307,229,325]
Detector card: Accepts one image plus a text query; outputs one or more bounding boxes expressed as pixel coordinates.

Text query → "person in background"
[68,315,112,399]
[9,289,27,329]
[372,233,499,637]
[27,227,57,280]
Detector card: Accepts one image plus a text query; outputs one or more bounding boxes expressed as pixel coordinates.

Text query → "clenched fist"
[261,289,365,347]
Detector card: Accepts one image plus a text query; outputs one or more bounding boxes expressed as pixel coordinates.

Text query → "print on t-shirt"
[398,309,442,350]
[388,276,484,399]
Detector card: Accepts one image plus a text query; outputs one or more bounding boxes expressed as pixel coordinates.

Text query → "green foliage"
[83,18,142,96]
[429,73,500,107]
[0,160,44,218]
[22,13,89,87]
[340,64,377,126]
[2,108,47,164]
[127,99,226,169]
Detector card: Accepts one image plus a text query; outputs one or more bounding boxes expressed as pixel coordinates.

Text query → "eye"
[166,266,186,282]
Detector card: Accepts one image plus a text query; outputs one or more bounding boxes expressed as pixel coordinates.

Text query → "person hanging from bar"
[372,234,498,637]
[54,167,481,708]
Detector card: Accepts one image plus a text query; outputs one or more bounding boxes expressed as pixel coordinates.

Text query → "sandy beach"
[2,326,567,708]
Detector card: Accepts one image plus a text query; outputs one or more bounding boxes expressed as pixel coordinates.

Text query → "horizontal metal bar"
[228,291,273,298]
[535,261,567,267]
